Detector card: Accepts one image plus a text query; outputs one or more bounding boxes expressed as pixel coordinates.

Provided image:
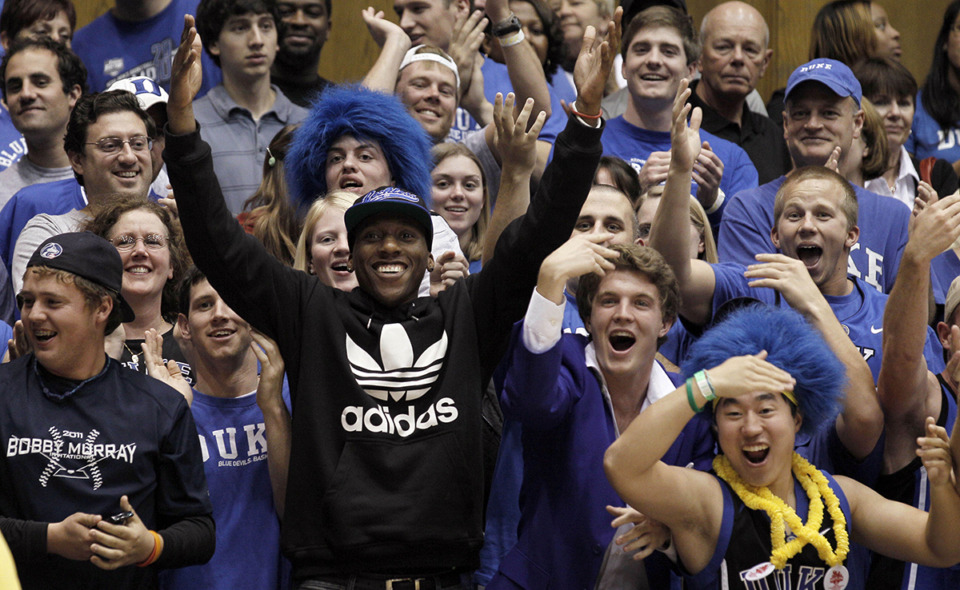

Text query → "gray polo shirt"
[194,84,308,214]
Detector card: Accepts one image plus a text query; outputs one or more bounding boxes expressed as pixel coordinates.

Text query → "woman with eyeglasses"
[84,197,194,383]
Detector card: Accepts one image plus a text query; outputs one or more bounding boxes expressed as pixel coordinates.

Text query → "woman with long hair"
[909,1,960,166]
[431,143,490,274]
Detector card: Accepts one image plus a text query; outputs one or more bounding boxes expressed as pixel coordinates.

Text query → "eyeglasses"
[111,234,168,251]
[86,136,153,154]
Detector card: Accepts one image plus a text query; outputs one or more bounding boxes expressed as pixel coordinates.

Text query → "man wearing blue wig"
[164,9,622,589]
[605,304,960,590]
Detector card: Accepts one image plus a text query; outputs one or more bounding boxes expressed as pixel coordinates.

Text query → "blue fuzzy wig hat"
[681,305,844,437]
[286,84,434,208]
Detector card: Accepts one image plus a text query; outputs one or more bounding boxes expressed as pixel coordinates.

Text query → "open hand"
[494,93,546,175]
[572,6,622,116]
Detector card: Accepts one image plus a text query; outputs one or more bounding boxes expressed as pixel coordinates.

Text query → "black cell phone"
[104,511,133,524]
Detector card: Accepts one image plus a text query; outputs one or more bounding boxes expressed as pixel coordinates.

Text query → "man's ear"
[937,321,952,349]
[346,255,354,272]
[758,48,773,79]
[67,84,82,110]
[96,296,113,324]
[844,225,860,250]
[659,318,673,339]
[794,410,803,434]
[177,313,192,342]
[427,253,436,272]
[770,225,780,249]
[852,108,865,140]
[68,150,84,177]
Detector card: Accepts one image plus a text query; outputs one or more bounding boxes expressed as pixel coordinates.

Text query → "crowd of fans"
[3,0,960,588]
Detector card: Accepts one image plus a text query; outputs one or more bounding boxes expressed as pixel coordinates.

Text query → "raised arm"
[470,13,619,380]
[647,80,717,327]
[486,0,552,123]
[604,352,796,574]
[481,93,544,265]
[500,234,616,423]
[745,254,882,460]
[449,11,491,125]
[878,189,960,463]
[167,15,201,136]
[166,15,311,342]
[360,7,412,93]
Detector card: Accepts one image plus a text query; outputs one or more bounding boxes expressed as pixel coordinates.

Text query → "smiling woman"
[431,142,489,270]
[84,198,194,384]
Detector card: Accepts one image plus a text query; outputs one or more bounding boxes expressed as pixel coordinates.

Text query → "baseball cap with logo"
[106,76,168,112]
[784,58,862,106]
[26,232,135,323]
[344,186,434,250]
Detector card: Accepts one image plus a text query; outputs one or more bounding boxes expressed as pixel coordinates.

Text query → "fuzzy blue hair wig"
[286,84,434,208]
[681,305,844,437]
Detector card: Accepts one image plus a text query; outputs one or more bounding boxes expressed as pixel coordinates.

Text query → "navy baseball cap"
[345,187,434,250]
[785,58,862,106]
[26,232,135,323]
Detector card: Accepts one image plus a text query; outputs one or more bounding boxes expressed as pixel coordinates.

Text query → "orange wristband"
[570,105,602,119]
[136,530,163,567]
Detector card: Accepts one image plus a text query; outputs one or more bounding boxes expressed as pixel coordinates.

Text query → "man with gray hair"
[686,1,789,183]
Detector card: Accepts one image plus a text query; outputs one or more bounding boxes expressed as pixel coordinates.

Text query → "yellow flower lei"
[713,452,849,569]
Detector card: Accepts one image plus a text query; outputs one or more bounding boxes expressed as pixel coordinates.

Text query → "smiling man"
[161,266,291,590]
[601,5,758,234]
[166,10,618,584]
[687,1,789,184]
[270,0,330,107]
[194,0,307,214]
[0,232,214,589]
[719,58,912,295]
[0,38,84,211]
[6,90,157,293]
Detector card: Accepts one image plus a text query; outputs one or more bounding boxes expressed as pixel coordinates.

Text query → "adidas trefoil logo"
[346,324,447,402]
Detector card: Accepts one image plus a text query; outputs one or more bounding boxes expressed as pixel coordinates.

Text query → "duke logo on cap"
[40,243,63,259]
[784,58,862,106]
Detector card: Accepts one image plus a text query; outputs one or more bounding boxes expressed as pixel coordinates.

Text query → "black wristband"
[492,14,522,37]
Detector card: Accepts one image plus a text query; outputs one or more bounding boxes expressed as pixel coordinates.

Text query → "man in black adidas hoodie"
[164,10,621,588]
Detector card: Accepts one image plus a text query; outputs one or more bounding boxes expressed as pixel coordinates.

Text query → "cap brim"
[345,201,434,249]
[116,295,136,323]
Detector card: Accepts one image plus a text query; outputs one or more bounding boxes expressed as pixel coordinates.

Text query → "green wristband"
[695,370,716,402]
[686,379,701,413]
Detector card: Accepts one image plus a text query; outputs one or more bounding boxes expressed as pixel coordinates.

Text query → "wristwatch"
[492,14,522,38]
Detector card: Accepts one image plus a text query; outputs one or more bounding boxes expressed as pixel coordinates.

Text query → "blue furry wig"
[286,85,434,209]
[680,305,845,437]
